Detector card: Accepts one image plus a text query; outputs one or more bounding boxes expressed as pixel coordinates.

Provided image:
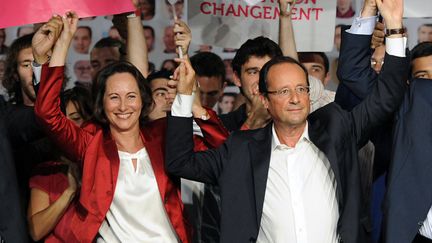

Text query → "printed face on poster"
[188,0,337,52]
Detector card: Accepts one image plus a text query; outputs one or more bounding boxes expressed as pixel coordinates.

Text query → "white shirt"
[98,148,178,243]
[256,124,339,243]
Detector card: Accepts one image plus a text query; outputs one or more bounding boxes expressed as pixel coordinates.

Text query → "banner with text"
[188,0,336,52]
[405,0,432,18]
[0,0,135,28]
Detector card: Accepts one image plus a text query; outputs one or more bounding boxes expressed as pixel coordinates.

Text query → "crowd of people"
[0,0,431,242]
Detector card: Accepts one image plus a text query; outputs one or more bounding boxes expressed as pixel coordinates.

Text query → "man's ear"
[232,71,242,87]
[324,72,331,86]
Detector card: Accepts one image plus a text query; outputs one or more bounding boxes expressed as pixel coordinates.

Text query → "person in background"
[108,26,124,43]
[143,26,155,52]
[28,86,92,242]
[190,52,226,111]
[0,29,8,55]
[217,93,236,115]
[0,117,28,243]
[3,34,36,106]
[137,0,155,21]
[72,26,92,54]
[165,0,184,19]
[160,59,177,72]
[337,0,355,18]
[417,23,432,43]
[73,60,92,87]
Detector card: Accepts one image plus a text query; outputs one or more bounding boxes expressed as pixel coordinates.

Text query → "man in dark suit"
[0,116,28,243]
[382,42,432,243]
[166,2,406,241]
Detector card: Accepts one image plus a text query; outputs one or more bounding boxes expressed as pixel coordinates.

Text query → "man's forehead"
[243,55,271,68]
[268,63,307,83]
[412,55,432,73]
[299,54,324,67]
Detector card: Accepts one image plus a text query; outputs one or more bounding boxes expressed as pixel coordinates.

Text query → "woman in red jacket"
[33,12,227,242]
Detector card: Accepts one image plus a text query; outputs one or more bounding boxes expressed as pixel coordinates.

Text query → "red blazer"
[35,65,229,242]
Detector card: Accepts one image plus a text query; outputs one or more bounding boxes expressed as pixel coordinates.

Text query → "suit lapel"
[103,132,120,196]
[249,124,273,229]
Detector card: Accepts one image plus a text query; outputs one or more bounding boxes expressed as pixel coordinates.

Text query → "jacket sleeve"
[335,28,378,110]
[350,53,408,147]
[194,108,229,149]
[34,65,92,165]
[166,114,230,185]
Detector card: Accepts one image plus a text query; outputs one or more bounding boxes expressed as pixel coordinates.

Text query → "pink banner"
[0,0,135,28]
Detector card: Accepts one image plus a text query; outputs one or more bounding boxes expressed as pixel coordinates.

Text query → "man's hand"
[243,94,271,130]
[32,15,63,64]
[371,21,385,49]
[279,0,295,17]
[174,57,196,95]
[361,0,378,17]
[174,20,191,55]
[377,0,403,30]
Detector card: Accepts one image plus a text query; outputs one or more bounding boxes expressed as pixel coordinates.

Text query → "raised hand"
[371,21,385,49]
[56,12,79,47]
[279,0,295,17]
[376,0,403,29]
[32,15,63,64]
[49,11,79,67]
[243,94,271,129]
[173,56,196,95]
[174,20,191,56]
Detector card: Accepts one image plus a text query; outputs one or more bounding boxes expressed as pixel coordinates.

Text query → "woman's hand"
[49,11,79,67]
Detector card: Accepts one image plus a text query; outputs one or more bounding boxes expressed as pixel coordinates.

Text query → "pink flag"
[0,0,135,28]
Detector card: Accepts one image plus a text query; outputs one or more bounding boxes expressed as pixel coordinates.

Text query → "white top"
[97,148,178,243]
[256,124,339,243]
[420,207,432,239]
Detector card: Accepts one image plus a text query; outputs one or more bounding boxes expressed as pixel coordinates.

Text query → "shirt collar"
[271,122,310,151]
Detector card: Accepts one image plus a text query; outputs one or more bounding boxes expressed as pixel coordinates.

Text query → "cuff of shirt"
[171,93,194,117]
[386,37,407,57]
[32,62,42,86]
[347,16,377,35]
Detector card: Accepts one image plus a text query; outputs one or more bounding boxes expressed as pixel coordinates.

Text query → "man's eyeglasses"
[266,86,310,97]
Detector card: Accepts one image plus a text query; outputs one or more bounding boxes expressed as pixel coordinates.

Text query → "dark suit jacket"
[335,30,394,180]
[0,118,28,243]
[382,78,432,243]
[166,54,408,243]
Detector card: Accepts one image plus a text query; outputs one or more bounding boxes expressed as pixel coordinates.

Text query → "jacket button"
[164,196,168,204]
[418,221,424,226]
